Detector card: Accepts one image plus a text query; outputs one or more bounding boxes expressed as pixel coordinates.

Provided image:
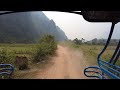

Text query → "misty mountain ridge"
[0,11,68,43]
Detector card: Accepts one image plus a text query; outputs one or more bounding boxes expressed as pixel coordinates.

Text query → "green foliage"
[0,38,57,78]
[33,34,57,63]
[62,41,120,66]
[0,48,15,65]
[73,38,82,45]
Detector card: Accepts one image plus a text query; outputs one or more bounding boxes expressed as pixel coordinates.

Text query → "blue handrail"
[84,22,120,79]
[0,64,14,79]
[84,66,107,79]
[99,61,120,79]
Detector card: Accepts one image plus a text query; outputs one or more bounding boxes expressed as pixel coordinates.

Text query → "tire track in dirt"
[35,45,88,79]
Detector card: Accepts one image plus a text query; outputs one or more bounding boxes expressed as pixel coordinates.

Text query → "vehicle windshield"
[0,11,120,79]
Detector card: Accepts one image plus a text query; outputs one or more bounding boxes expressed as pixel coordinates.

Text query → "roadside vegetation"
[32,34,57,63]
[1,35,120,79]
[0,34,57,79]
[59,40,120,66]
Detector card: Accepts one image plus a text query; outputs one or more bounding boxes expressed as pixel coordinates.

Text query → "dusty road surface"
[34,45,89,79]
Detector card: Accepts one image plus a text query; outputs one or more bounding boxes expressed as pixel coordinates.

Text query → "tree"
[81,38,85,43]
[73,38,82,45]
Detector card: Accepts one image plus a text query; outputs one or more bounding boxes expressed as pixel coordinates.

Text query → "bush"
[0,48,15,65]
[32,35,57,63]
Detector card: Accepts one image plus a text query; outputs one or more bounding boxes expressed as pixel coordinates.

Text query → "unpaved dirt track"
[35,45,88,79]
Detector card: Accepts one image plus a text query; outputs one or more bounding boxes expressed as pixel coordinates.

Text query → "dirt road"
[34,45,88,79]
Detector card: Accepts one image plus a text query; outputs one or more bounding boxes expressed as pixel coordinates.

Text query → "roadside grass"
[0,43,56,79]
[0,35,57,79]
[59,41,120,66]
[14,57,52,79]
[0,44,36,79]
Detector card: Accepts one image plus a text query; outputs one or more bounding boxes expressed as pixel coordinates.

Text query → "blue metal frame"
[0,64,14,79]
[84,66,107,79]
[84,22,120,79]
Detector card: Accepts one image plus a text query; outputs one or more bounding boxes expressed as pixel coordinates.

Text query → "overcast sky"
[43,11,120,41]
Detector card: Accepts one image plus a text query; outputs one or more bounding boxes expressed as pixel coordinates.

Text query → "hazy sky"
[43,11,120,41]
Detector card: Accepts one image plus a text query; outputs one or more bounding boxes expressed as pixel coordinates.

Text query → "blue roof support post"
[84,22,120,79]
[97,22,116,78]
[97,22,116,66]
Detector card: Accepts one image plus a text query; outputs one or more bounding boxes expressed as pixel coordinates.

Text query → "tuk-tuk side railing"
[0,64,14,79]
[84,22,120,79]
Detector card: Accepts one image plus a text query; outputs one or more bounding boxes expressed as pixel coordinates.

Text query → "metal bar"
[84,66,100,69]
[0,64,14,79]
[100,59,120,69]
[113,48,120,65]
[0,72,11,75]
[85,70,106,79]
[0,64,14,67]
[100,67,120,79]
[109,40,120,63]
[0,68,13,70]
[99,61,120,74]
[96,22,120,79]
[97,22,116,66]
[84,66,107,79]
[84,71,102,79]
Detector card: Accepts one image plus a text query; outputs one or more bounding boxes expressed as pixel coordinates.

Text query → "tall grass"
[0,35,57,79]
[61,41,120,66]
[0,48,16,65]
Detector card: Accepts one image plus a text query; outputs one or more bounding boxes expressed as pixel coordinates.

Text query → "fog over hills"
[0,11,68,43]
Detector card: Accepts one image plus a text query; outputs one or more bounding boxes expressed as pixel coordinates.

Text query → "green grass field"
[1,43,119,66]
[79,44,120,65]
[0,42,120,78]
[0,35,57,79]
[0,44,36,53]
[60,41,120,66]
[0,44,36,78]
[0,43,57,78]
